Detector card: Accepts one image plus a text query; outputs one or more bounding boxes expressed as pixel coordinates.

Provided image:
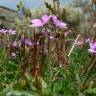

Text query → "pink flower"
[85,38,90,43]
[31,19,44,27]
[50,15,67,29]
[0,29,16,35]
[75,39,84,48]
[31,14,49,27]
[41,31,49,36]
[8,29,16,35]
[41,14,50,24]
[50,15,57,23]
[0,29,8,34]
[88,42,96,53]
[64,31,70,37]
[30,14,67,29]
[11,52,16,58]
[54,20,67,29]
[12,41,18,48]
[24,39,32,46]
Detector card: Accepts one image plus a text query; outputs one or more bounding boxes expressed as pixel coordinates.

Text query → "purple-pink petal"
[89,42,96,50]
[88,49,96,53]
[42,31,49,36]
[41,15,49,24]
[85,38,90,43]
[11,52,16,58]
[24,39,32,46]
[64,31,70,37]
[88,41,96,53]
[92,45,96,50]
[50,15,57,23]
[0,29,8,34]
[75,41,83,46]
[8,29,16,35]
[12,41,18,48]
[31,19,44,27]
[55,20,67,29]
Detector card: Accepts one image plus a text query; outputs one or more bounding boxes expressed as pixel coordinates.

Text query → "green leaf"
[6,90,34,96]
[85,88,96,94]
[44,1,54,13]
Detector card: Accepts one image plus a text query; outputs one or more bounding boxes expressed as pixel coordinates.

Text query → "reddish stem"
[38,36,45,77]
[30,28,37,78]
[22,60,27,79]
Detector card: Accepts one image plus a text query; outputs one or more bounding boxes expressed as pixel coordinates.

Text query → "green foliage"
[44,1,54,14]
[17,0,32,17]
[85,88,96,95]
[0,0,96,96]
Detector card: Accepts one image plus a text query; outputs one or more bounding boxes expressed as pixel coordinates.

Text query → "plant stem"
[47,32,50,59]
[68,34,80,57]
[30,28,37,78]
[38,36,45,77]
[56,36,59,65]
[22,31,27,79]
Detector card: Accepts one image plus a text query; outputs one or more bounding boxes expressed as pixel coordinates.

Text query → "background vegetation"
[0,0,96,96]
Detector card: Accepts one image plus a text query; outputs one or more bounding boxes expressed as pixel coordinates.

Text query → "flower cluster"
[31,14,67,29]
[74,37,96,54]
[0,29,16,35]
